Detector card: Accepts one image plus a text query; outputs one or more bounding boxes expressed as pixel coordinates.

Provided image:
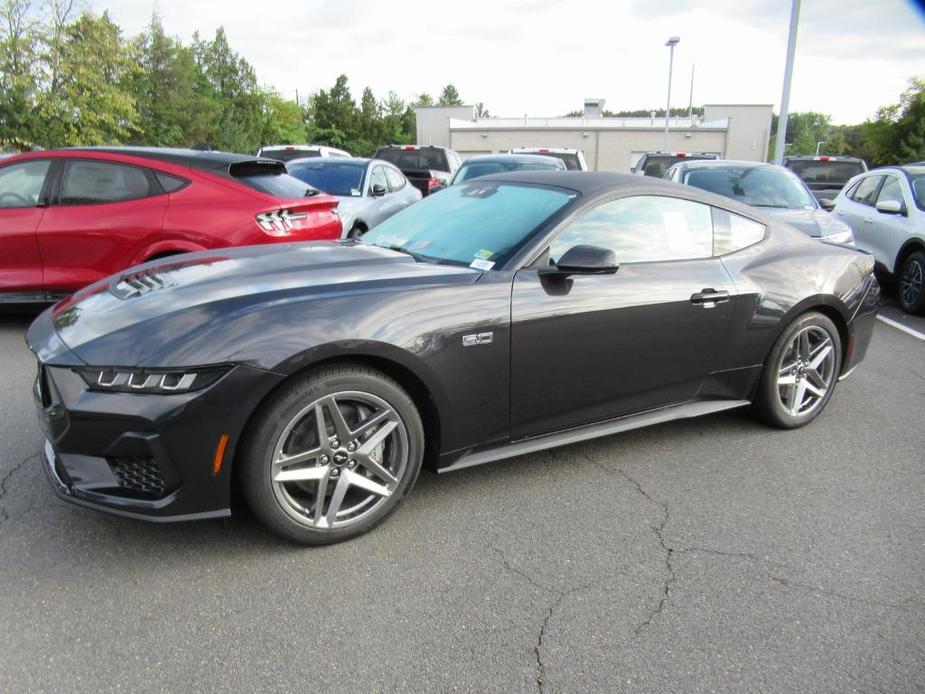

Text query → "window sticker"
[474,249,494,260]
[470,258,495,271]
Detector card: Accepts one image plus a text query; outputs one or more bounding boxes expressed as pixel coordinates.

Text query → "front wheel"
[240,365,424,544]
[752,312,842,429]
[898,251,925,315]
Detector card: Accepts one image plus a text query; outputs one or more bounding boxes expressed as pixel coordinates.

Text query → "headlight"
[76,365,231,394]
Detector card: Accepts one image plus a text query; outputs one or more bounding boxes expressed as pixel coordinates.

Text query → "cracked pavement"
[0,311,923,693]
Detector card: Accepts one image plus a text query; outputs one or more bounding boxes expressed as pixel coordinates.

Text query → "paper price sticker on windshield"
[470,259,495,271]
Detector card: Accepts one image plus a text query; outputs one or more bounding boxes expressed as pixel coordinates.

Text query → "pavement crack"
[769,575,921,611]
[0,453,36,528]
[584,454,675,636]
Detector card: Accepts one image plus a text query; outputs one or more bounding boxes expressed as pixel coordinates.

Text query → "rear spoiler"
[228,160,287,177]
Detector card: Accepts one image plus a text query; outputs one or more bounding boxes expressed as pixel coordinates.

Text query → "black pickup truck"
[373,145,461,196]
[782,155,868,202]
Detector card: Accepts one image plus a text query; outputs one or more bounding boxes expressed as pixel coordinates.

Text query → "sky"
[96,0,925,125]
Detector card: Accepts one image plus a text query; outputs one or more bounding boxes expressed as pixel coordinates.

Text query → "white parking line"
[877,315,925,341]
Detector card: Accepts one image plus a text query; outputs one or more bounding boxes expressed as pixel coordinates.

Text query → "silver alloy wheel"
[776,325,837,417]
[270,391,409,530]
[900,258,923,308]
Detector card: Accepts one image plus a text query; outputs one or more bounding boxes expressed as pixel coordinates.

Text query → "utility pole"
[773,0,800,165]
[688,64,695,122]
[664,36,680,151]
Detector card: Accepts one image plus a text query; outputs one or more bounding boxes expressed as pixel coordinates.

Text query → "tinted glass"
[289,162,366,197]
[520,152,581,170]
[851,175,883,206]
[369,166,388,193]
[683,166,816,209]
[235,172,317,198]
[260,148,320,162]
[786,160,865,185]
[375,148,449,171]
[60,160,153,205]
[712,208,766,255]
[550,195,713,264]
[155,171,189,193]
[642,155,713,177]
[454,159,562,183]
[385,167,405,191]
[0,159,50,207]
[362,182,574,267]
[876,176,905,206]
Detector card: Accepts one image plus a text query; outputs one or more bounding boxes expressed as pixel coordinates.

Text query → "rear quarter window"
[712,208,766,255]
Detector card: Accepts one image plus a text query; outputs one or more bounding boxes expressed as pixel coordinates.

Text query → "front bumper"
[33,357,282,522]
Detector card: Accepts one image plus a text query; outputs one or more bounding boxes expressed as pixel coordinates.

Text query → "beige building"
[416,101,773,172]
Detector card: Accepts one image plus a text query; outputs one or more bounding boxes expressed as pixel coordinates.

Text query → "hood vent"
[111,269,174,300]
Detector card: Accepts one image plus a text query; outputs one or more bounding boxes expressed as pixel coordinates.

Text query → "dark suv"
[632,151,718,177]
[372,145,461,196]
[783,155,868,203]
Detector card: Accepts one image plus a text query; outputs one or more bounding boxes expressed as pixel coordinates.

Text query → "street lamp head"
[665,36,681,47]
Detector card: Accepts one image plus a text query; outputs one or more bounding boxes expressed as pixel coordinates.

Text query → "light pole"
[773,0,801,165]
[664,36,680,152]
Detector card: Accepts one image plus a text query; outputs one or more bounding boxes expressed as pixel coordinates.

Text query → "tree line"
[0,2,475,155]
[1,2,921,166]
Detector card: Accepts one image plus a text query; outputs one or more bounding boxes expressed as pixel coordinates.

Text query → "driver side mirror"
[370,183,387,197]
[818,198,836,211]
[539,244,619,279]
[875,199,904,215]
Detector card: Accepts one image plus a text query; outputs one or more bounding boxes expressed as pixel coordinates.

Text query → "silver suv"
[831,165,925,314]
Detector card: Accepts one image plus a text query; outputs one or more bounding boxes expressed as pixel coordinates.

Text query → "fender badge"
[462,332,494,347]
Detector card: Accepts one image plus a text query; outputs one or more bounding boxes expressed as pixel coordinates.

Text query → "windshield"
[361,182,575,267]
[910,174,925,210]
[786,160,865,185]
[289,162,366,197]
[376,148,449,172]
[453,159,562,184]
[683,167,816,209]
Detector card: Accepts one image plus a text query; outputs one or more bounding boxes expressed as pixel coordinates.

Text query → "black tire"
[897,251,925,315]
[240,364,424,545]
[752,311,842,429]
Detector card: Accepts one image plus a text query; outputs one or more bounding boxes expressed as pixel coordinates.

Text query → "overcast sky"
[96,0,924,125]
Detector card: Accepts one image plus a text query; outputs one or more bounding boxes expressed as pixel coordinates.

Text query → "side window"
[851,175,883,207]
[59,160,154,205]
[712,208,766,255]
[549,195,713,265]
[385,167,405,192]
[369,166,388,193]
[0,159,51,208]
[876,176,905,207]
[154,171,189,193]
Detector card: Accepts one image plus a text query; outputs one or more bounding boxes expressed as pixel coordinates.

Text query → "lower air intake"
[106,456,167,498]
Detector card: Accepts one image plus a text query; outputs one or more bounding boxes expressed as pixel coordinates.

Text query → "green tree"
[307,74,358,150]
[36,11,139,146]
[861,78,925,166]
[259,89,306,145]
[0,0,40,147]
[438,83,462,106]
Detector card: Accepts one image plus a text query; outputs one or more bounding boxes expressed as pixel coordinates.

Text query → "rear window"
[375,148,449,172]
[454,159,562,184]
[289,162,366,197]
[535,152,582,171]
[260,148,320,163]
[786,160,865,185]
[232,164,318,198]
[643,155,713,177]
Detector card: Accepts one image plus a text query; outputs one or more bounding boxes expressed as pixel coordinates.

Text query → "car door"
[37,158,168,293]
[510,194,737,440]
[0,158,52,296]
[868,174,914,272]
[383,166,413,219]
[835,174,883,259]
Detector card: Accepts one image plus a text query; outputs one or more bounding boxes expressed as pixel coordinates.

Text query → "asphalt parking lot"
[0,304,923,694]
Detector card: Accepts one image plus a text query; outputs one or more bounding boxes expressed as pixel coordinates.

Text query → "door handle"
[690,288,729,308]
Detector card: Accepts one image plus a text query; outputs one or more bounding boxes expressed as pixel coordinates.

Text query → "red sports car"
[0,147,342,302]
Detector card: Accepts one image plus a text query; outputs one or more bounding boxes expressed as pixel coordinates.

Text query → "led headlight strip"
[76,365,230,394]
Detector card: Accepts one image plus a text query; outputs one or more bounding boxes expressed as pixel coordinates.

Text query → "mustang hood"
[40,242,479,367]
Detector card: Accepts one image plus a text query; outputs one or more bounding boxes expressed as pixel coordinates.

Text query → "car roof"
[289,157,373,167]
[462,154,565,165]
[783,155,864,162]
[671,159,786,171]
[511,147,580,154]
[62,146,264,173]
[640,151,716,157]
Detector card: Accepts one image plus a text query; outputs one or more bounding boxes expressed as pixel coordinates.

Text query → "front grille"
[106,456,167,498]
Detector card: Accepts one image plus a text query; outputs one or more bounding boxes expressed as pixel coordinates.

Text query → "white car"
[831,165,925,314]
[509,147,587,171]
[257,144,351,163]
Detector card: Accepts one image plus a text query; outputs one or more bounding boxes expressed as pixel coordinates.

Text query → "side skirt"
[438,399,751,474]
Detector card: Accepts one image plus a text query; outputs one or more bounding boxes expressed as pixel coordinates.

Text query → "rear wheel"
[752,311,842,429]
[897,251,925,315]
[241,365,424,544]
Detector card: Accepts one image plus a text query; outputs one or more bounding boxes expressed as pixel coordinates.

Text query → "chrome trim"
[439,399,750,474]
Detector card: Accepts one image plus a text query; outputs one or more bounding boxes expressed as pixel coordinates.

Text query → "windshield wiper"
[751,204,790,209]
[374,243,433,263]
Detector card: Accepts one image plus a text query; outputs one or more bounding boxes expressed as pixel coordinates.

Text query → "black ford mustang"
[27,172,879,544]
